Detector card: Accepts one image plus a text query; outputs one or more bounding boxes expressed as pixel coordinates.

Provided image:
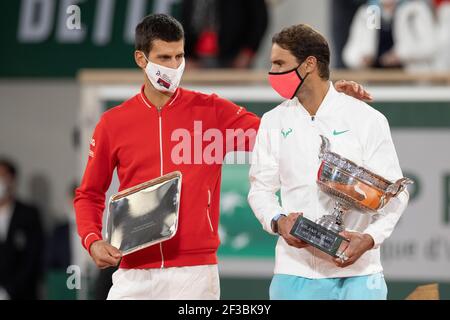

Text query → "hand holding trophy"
[290,135,413,262]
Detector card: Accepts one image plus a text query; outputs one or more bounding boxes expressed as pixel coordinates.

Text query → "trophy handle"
[380,177,414,208]
[386,177,414,197]
[319,135,331,159]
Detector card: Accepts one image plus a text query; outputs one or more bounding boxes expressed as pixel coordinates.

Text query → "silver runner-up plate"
[105,171,182,256]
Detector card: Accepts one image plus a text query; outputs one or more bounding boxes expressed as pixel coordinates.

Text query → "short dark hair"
[272,24,330,80]
[135,13,185,55]
[0,158,17,180]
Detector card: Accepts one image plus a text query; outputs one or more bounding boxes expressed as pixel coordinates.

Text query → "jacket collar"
[289,81,336,117]
[139,84,181,110]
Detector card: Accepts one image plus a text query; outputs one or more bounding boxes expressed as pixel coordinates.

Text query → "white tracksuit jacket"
[248,83,409,279]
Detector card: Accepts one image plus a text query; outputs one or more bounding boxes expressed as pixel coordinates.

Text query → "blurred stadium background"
[0,0,449,300]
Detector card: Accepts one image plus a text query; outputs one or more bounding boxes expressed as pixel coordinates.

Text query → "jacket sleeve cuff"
[363,227,384,250]
[265,210,289,236]
[265,215,277,236]
[83,232,102,255]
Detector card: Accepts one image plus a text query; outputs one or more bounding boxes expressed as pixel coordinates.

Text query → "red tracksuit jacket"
[74,85,260,269]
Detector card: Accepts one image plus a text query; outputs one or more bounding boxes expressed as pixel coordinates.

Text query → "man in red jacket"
[74,13,371,300]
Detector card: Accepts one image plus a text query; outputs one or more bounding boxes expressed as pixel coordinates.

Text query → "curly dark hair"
[272,24,330,80]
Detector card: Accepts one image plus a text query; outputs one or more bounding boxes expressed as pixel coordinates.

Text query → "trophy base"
[290,216,349,258]
[316,214,345,234]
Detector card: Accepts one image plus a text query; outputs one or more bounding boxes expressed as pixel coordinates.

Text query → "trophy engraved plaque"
[290,135,413,258]
[106,171,182,256]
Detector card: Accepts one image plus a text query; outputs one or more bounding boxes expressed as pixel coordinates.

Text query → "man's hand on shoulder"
[335,80,373,102]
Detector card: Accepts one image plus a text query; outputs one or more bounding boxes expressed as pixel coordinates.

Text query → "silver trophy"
[290,135,413,258]
[106,171,182,256]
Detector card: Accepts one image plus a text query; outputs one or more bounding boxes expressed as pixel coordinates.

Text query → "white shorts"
[107,264,220,300]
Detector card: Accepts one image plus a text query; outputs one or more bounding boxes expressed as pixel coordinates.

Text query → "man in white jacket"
[248,24,410,300]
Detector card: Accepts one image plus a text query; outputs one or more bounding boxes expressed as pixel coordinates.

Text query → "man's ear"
[304,56,318,74]
[135,50,147,69]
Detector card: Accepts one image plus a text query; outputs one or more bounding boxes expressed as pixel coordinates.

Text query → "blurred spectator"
[343,0,436,72]
[46,182,116,300]
[181,0,268,69]
[0,158,44,300]
[433,0,450,70]
[433,0,450,6]
[45,182,95,299]
[46,183,81,270]
[331,0,367,68]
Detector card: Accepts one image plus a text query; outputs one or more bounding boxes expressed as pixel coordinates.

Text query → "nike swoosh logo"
[333,129,350,136]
